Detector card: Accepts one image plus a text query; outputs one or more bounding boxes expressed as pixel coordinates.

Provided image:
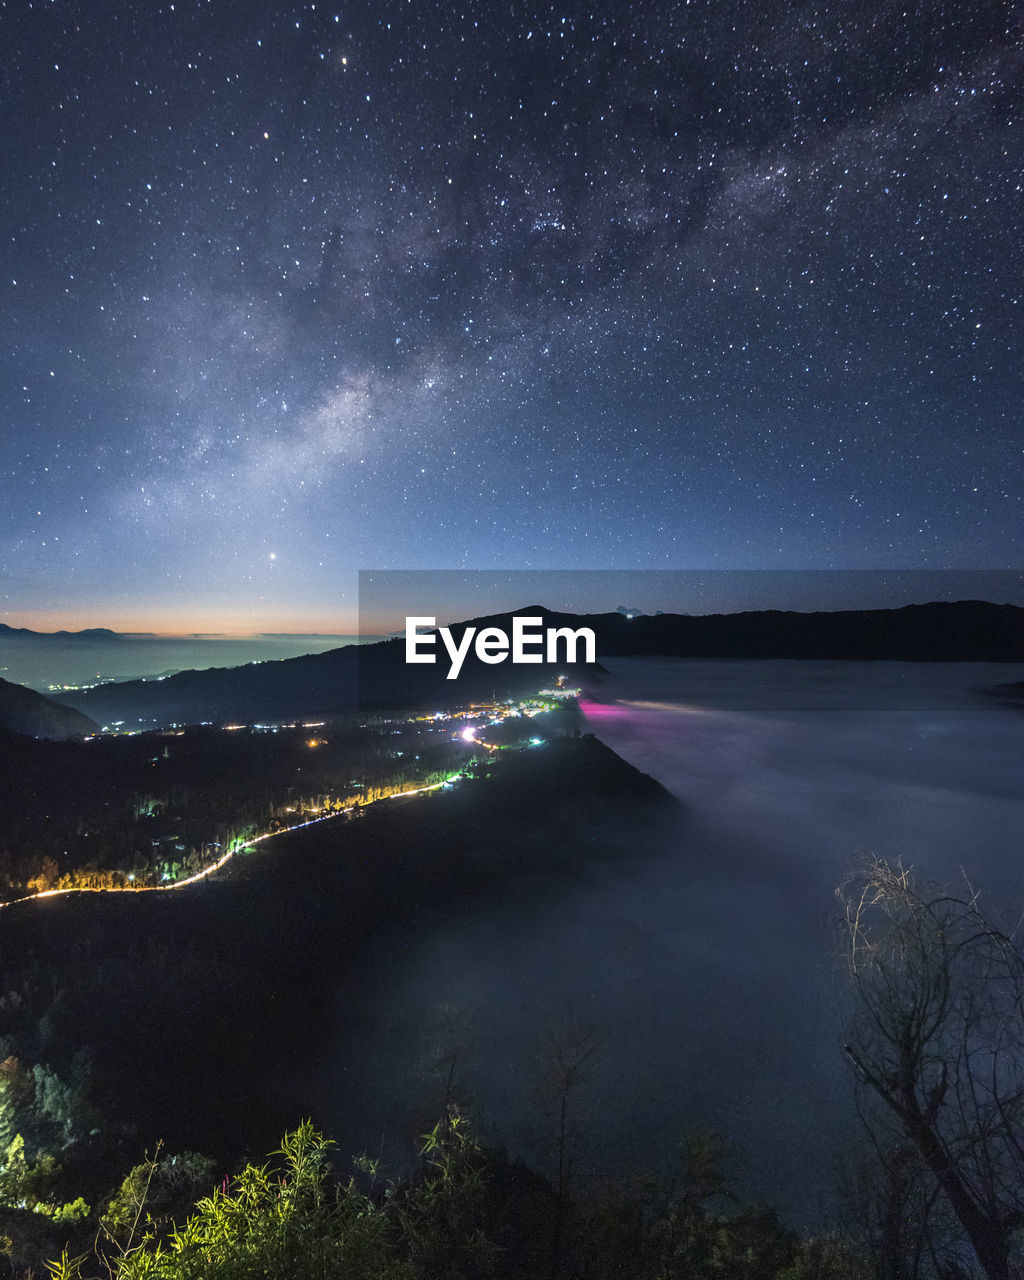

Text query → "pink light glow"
[578,699,632,721]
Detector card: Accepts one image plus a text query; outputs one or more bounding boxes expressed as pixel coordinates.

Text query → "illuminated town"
[0,681,582,908]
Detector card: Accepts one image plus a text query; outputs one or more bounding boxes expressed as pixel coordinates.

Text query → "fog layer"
[322,660,1024,1228]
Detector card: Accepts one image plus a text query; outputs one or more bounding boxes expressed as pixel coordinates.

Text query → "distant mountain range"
[47,600,1023,731]
[0,676,99,739]
[543,599,1023,661]
[0,623,123,641]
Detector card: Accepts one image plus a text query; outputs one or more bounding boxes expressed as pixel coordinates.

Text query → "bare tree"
[840,1134,952,1280]
[838,859,1024,1280]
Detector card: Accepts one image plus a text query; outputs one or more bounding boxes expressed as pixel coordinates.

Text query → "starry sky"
[3,0,1022,633]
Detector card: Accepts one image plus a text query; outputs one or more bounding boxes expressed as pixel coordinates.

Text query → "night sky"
[3,0,1022,633]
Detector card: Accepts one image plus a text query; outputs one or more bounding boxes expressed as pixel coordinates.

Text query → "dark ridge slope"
[0,676,99,739]
[53,635,598,729]
[0,735,676,1160]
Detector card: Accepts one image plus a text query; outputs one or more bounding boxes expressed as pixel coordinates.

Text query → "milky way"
[3,0,1022,628]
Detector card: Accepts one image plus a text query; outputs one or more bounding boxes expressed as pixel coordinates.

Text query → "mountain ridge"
[51,600,1023,730]
[0,623,123,641]
[0,676,100,739]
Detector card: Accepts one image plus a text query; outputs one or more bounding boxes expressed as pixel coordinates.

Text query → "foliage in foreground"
[38,1117,860,1280]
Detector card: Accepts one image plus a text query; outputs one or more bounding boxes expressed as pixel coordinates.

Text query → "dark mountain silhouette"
[51,630,595,729]
[0,623,123,641]
[52,600,1022,730]
[516,599,1023,661]
[0,676,99,739]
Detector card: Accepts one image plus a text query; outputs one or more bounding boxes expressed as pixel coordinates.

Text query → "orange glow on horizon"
[2,604,365,637]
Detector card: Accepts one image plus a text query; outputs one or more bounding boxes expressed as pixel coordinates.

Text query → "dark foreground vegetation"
[37,1117,852,1280]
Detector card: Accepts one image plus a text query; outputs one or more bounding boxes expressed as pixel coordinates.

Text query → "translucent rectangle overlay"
[355,570,1024,711]
[359,569,1024,633]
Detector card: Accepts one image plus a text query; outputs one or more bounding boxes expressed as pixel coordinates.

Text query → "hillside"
[53,600,1023,730]
[0,676,99,739]
[53,631,602,729]
[0,734,676,1158]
